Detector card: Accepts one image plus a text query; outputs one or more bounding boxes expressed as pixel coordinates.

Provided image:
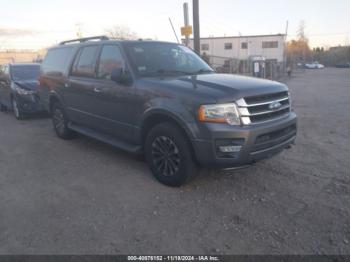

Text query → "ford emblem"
[269,101,282,110]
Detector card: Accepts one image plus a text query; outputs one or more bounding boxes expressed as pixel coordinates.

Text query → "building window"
[201,43,209,51]
[262,41,278,48]
[241,42,248,49]
[224,43,232,50]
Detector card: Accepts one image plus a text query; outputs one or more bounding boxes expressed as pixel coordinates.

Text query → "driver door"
[89,44,136,142]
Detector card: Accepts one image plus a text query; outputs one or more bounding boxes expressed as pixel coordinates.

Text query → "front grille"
[237,91,291,125]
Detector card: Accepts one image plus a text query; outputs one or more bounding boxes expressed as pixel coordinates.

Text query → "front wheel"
[145,122,198,187]
[52,102,76,139]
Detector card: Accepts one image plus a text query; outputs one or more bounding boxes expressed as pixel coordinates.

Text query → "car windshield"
[123,42,213,77]
[11,65,40,81]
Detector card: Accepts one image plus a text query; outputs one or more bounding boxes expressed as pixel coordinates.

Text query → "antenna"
[169,18,180,44]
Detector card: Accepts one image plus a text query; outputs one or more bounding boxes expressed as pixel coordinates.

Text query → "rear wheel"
[52,102,75,139]
[12,98,24,120]
[145,122,197,187]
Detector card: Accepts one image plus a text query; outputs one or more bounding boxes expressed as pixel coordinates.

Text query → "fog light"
[219,145,242,153]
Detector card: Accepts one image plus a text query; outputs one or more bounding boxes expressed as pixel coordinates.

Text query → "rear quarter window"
[42,47,74,76]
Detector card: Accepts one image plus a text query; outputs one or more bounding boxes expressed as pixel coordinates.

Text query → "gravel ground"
[0,68,349,255]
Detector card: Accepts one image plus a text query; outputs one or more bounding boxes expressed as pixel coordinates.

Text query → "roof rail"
[59,35,109,45]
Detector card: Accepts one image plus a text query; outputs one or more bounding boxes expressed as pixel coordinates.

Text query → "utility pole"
[284,20,289,73]
[183,3,190,46]
[192,0,200,54]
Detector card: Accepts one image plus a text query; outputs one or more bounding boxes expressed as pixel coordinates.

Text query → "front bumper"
[14,93,44,113]
[192,112,297,168]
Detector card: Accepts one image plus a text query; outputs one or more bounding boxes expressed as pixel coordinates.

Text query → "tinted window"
[10,65,40,81]
[124,42,213,77]
[71,46,98,77]
[42,47,74,76]
[97,45,125,80]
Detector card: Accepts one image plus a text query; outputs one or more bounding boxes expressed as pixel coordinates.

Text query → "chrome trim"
[240,104,290,117]
[237,93,291,125]
[238,97,289,107]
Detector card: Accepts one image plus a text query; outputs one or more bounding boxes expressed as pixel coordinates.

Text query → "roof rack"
[59,35,109,45]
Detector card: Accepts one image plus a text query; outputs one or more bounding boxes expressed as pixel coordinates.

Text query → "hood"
[140,73,288,103]
[13,80,39,91]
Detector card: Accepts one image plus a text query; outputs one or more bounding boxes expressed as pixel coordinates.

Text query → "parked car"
[0,63,42,119]
[335,62,350,68]
[39,36,297,186]
[304,61,325,69]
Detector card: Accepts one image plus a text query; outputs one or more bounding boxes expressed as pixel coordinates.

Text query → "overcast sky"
[1,0,349,50]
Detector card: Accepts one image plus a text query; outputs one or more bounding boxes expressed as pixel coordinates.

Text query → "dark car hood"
[140,73,288,103]
[14,80,39,91]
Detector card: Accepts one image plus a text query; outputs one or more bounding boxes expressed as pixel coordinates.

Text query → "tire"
[145,122,198,187]
[12,98,24,120]
[51,102,76,139]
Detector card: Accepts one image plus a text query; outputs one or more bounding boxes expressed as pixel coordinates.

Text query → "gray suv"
[39,36,297,186]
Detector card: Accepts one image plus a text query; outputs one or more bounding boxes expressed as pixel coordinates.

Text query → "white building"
[185,34,286,79]
[186,34,286,62]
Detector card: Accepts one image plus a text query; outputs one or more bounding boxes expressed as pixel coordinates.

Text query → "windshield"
[123,42,213,77]
[11,65,40,81]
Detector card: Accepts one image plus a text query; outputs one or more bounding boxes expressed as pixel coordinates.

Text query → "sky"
[0,0,349,50]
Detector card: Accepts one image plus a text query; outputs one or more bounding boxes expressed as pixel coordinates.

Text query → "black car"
[0,63,42,119]
[39,36,297,186]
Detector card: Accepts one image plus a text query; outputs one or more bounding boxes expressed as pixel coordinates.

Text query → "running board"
[68,122,142,154]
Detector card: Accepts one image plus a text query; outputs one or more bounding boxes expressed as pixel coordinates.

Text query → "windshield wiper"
[156,69,192,75]
[192,68,214,74]
[142,69,213,77]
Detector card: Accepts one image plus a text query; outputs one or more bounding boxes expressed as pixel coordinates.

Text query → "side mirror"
[111,68,131,84]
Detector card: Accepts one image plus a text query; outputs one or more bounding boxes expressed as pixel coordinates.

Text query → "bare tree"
[105,25,138,40]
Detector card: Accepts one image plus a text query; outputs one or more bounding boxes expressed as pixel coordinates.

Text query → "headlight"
[15,87,35,95]
[198,103,240,125]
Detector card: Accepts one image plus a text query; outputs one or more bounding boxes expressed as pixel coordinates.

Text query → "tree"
[297,20,307,41]
[105,25,138,40]
[285,20,312,65]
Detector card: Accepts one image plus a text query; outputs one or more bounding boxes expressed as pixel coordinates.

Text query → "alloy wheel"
[151,136,181,176]
[53,108,65,134]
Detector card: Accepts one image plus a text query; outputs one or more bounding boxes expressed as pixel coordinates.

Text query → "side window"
[71,46,98,78]
[42,47,74,76]
[97,45,125,80]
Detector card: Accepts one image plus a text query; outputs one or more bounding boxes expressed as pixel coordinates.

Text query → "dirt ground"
[0,68,349,254]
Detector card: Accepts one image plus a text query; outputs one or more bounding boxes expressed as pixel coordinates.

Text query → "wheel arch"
[140,109,198,163]
[48,93,64,114]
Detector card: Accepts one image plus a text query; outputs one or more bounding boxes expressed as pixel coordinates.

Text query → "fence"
[0,51,44,65]
[205,55,285,81]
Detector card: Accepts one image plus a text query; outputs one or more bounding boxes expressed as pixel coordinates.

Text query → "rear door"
[64,45,100,127]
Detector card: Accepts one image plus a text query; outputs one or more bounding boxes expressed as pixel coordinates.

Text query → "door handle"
[94,87,102,93]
